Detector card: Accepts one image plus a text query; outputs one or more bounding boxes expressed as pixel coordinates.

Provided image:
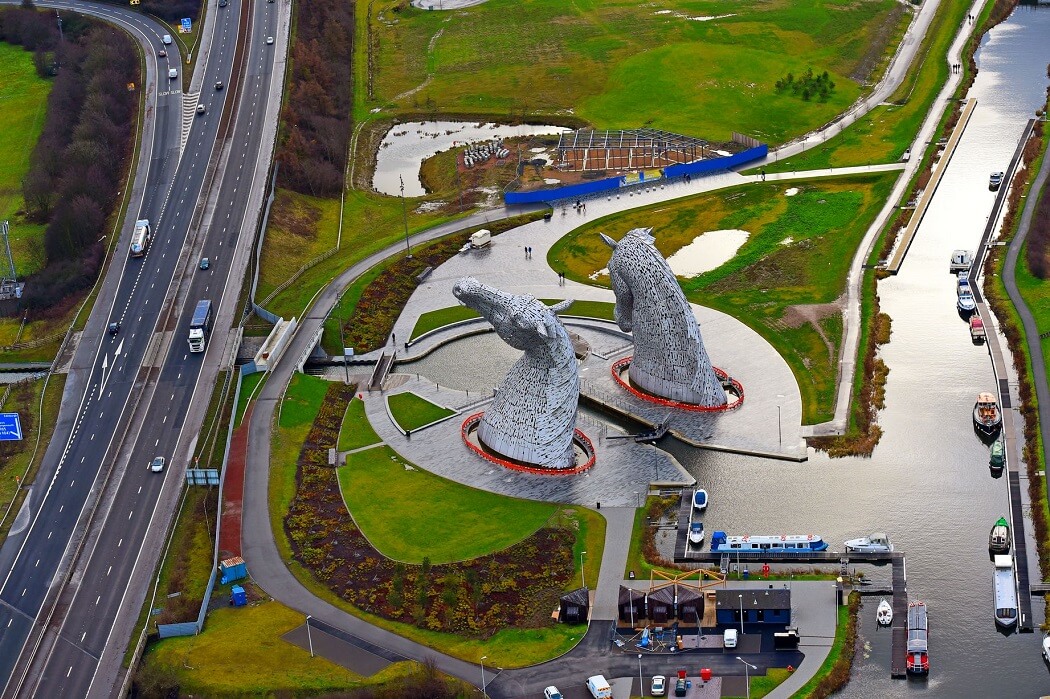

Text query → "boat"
[969,315,986,343]
[692,488,708,513]
[689,522,705,545]
[989,438,1005,470]
[949,249,973,273]
[957,274,971,297]
[973,392,1002,439]
[876,598,893,626]
[957,290,977,315]
[1042,634,1050,663]
[989,517,1010,554]
[844,532,893,553]
[993,554,1018,629]
[709,531,828,553]
[989,171,1005,190]
[906,601,930,676]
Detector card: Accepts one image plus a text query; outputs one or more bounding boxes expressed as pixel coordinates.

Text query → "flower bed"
[285,384,577,636]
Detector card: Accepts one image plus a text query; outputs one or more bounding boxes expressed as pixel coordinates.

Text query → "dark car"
[215,81,224,90]
[219,0,227,6]
[108,321,120,335]
[674,678,687,697]
[199,257,210,270]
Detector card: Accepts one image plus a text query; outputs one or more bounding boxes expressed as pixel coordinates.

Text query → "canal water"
[663,6,1050,697]
[371,120,568,197]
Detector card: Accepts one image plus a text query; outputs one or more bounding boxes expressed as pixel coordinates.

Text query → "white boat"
[710,531,828,553]
[958,290,977,314]
[844,532,893,553]
[973,392,1003,440]
[949,249,973,273]
[993,554,1018,629]
[692,488,708,513]
[877,598,893,626]
[689,522,705,545]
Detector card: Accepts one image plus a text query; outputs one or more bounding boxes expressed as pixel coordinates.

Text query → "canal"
[664,5,1050,697]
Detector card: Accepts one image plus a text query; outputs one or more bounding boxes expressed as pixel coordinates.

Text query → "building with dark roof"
[619,586,645,624]
[559,587,590,624]
[715,587,791,626]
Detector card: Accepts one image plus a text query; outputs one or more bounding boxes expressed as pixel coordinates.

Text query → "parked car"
[651,675,667,696]
[543,687,562,699]
[150,456,166,473]
[724,628,738,648]
[674,677,687,697]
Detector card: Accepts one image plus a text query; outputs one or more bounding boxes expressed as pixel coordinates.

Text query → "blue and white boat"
[710,531,828,553]
[993,554,1018,629]
[689,522,705,546]
[693,488,708,513]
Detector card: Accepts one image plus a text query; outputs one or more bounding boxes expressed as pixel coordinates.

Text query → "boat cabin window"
[760,543,770,550]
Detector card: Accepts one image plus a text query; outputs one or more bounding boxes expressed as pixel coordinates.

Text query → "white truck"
[586,675,612,699]
[469,228,491,248]
[188,299,213,353]
[129,219,151,258]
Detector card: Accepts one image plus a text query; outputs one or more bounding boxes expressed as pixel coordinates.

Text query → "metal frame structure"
[555,128,708,172]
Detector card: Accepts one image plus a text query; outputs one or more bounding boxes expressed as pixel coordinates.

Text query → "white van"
[724,628,738,648]
[162,34,172,44]
[469,228,491,248]
[586,675,612,699]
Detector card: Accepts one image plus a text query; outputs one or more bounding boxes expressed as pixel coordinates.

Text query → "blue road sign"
[180,17,192,32]
[0,413,22,441]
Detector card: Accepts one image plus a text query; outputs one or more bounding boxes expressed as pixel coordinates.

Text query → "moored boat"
[693,488,708,513]
[844,532,893,553]
[970,315,986,343]
[709,531,828,553]
[907,601,929,676]
[973,392,1002,439]
[989,517,1010,554]
[1042,634,1050,663]
[689,522,705,545]
[958,290,977,315]
[993,554,1018,629]
[989,438,1005,470]
[949,249,973,274]
[877,598,893,626]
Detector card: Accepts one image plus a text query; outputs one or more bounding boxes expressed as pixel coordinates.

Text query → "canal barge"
[993,554,1018,629]
[907,601,930,676]
[709,531,828,553]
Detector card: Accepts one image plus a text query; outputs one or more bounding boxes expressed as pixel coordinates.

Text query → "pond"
[665,229,750,277]
[372,120,569,198]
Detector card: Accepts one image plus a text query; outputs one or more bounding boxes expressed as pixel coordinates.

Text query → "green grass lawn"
[339,397,382,451]
[0,41,50,279]
[549,174,897,424]
[386,392,455,432]
[236,371,267,428]
[761,0,971,172]
[338,444,557,563]
[410,299,616,340]
[365,0,901,143]
[138,598,384,695]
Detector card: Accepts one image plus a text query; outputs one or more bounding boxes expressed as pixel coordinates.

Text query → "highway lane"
[22,0,284,695]
[0,1,249,694]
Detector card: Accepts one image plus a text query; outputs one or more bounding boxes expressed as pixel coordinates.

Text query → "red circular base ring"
[611,356,744,412]
[461,413,596,475]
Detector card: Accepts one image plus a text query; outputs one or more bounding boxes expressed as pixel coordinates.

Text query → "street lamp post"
[739,593,745,635]
[399,175,412,258]
[581,550,588,589]
[736,657,758,699]
[638,653,644,698]
[480,655,488,697]
[305,615,314,658]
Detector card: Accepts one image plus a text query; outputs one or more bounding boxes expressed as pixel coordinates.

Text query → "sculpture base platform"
[611,356,743,412]
[461,413,596,475]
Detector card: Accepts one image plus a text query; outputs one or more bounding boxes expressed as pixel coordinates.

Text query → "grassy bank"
[271,375,603,666]
[762,0,972,172]
[363,0,904,143]
[385,392,455,432]
[410,299,616,341]
[548,174,897,424]
[339,396,382,452]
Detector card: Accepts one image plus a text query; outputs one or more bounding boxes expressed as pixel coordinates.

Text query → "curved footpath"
[1003,139,1050,472]
[239,0,995,694]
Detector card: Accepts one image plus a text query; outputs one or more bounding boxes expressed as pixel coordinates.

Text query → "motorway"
[0,0,283,694]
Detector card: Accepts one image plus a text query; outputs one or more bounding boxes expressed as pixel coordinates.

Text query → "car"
[542,686,562,699]
[651,675,667,696]
[162,33,172,44]
[157,48,167,57]
[150,456,166,473]
[724,628,738,648]
[168,68,178,79]
[989,171,1004,190]
[196,104,206,115]
[674,677,687,697]
[107,321,120,335]
[215,80,224,90]
[199,257,210,270]
[266,36,274,44]
[219,0,227,6]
